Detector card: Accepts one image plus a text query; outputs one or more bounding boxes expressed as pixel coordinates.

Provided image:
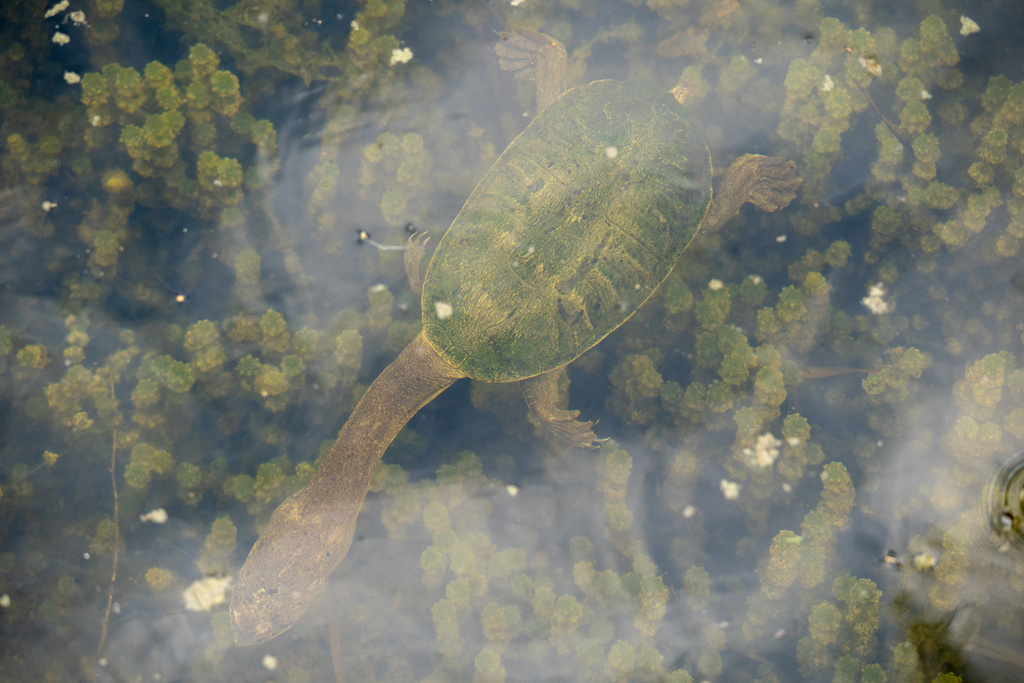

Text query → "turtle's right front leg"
[521,368,604,449]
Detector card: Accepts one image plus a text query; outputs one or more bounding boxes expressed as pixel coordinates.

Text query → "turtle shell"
[422,79,712,383]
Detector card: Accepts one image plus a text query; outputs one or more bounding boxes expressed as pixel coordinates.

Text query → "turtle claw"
[532,407,604,449]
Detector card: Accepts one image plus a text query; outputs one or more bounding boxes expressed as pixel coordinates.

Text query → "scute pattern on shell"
[422,80,712,382]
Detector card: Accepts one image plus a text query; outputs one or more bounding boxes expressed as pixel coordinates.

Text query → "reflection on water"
[1,0,1024,680]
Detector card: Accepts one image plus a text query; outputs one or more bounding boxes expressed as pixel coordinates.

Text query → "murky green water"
[2,0,1024,680]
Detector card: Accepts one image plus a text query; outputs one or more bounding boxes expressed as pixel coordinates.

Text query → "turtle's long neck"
[231,332,465,646]
[306,331,464,503]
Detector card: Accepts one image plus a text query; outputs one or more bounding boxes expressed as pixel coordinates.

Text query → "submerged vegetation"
[1,0,1023,680]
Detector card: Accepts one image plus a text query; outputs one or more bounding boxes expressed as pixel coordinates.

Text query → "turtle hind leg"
[702,154,801,234]
[521,368,605,449]
[495,29,567,113]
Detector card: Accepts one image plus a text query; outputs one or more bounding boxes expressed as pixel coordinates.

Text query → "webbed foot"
[529,405,606,449]
[521,368,604,449]
[702,154,801,234]
[495,29,567,112]
[404,232,430,297]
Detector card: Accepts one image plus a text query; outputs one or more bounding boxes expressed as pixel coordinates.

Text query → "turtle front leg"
[404,232,430,297]
[521,368,605,449]
[702,154,801,234]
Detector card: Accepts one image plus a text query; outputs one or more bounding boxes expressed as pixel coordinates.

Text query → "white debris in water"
[920,89,932,100]
[820,74,835,93]
[63,71,80,84]
[42,200,58,212]
[682,504,696,518]
[67,10,86,25]
[775,234,787,243]
[262,655,279,671]
[743,432,783,469]
[0,594,10,608]
[52,31,70,45]
[859,56,882,78]
[720,479,740,500]
[708,279,724,291]
[434,301,453,320]
[139,508,168,524]
[861,282,891,314]
[390,47,413,66]
[604,146,618,159]
[749,275,763,285]
[959,15,980,36]
[182,575,232,612]
[511,0,526,6]
[44,1,69,18]
[505,484,519,497]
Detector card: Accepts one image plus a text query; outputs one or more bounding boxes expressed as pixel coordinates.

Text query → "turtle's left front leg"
[404,232,430,297]
[521,368,604,449]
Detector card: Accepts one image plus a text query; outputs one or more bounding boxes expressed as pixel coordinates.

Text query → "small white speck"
[682,504,696,518]
[83,552,90,560]
[63,71,80,84]
[91,114,101,127]
[140,508,168,524]
[350,19,359,30]
[369,283,388,292]
[720,479,740,500]
[920,89,932,100]
[775,234,787,243]
[67,10,86,25]
[526,244,535,255]
[820,74,835,93]
[753,57,763,65]
[97,657,107,667]
[42,200,58,211]
[774,628,787,639]
[44,1,69,18]
[959,15,980,36]
[213,178,223,187]
[786,436,801,447]
[861,282,891,314]
[0,594,11,608]
[604,146,618,159]
[257,11,269,26]
[781,482,792,493]
[634,283,641,290]
[435,301,453,320]
[505,484,519,497]
[511,0,526,5]
[708,279,724,291]
[749,275,763,285]
[52,31,70,45]
[262,655,279,671]
[389,47,413,66]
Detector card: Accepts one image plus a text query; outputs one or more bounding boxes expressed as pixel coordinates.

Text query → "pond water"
[2,0,1024,680]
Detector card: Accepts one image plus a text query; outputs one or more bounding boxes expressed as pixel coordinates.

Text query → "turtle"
[230,29,801,646]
